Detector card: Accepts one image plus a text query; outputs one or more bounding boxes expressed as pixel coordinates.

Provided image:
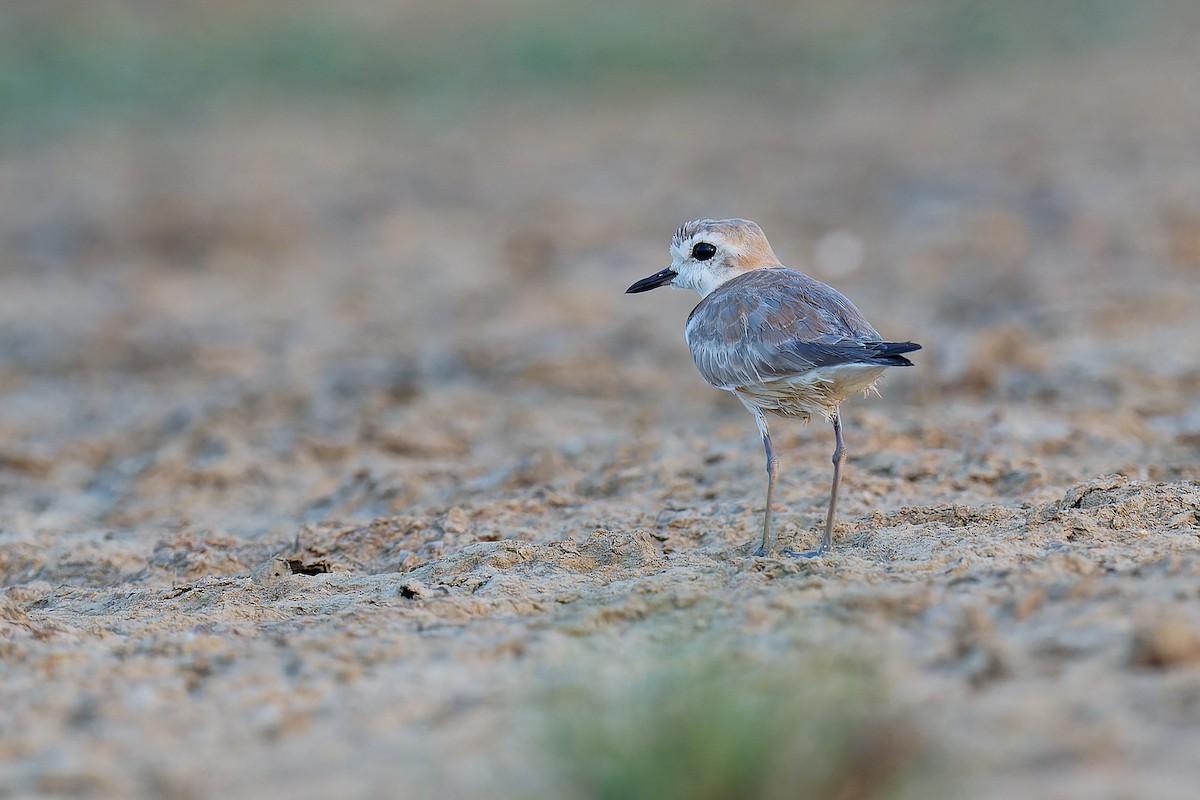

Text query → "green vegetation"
[531,643,937,800]
[0,0,1183,141]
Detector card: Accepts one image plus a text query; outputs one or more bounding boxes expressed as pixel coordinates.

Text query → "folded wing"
[685,269,920,391]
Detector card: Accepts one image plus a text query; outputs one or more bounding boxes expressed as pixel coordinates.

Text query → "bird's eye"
[692,242,717,261]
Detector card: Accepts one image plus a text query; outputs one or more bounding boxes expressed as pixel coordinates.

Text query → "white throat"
[672,261,741,299]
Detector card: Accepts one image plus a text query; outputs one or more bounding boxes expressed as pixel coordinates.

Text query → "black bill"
[625,268,677,293]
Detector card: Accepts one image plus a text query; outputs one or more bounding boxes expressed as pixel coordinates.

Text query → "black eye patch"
[691,242,717,261]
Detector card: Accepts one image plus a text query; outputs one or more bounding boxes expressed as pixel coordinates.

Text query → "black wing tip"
[873,341,921,367]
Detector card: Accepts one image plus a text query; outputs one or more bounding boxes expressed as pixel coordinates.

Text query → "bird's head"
[626,218,783,299]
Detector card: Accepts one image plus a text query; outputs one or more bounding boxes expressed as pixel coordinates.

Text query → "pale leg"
[751,409,778,557]
[784,404,842,558]
[821,405,845,554]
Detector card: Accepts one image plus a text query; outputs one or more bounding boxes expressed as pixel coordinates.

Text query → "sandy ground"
[2,32,1200,800]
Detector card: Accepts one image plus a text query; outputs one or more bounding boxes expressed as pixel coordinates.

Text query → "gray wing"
[684,269,889,390]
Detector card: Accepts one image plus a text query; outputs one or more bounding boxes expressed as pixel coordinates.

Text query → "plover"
[627,218,920,557]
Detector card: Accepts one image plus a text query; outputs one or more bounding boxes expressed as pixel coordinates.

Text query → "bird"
[626,218,920,557]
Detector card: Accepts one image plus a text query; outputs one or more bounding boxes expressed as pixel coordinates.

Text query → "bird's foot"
[751,546,772,558]
[780,544,829,559]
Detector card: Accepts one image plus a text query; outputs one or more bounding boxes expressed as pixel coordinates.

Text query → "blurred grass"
[529,644,938,800]
[0,0,1188,142]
